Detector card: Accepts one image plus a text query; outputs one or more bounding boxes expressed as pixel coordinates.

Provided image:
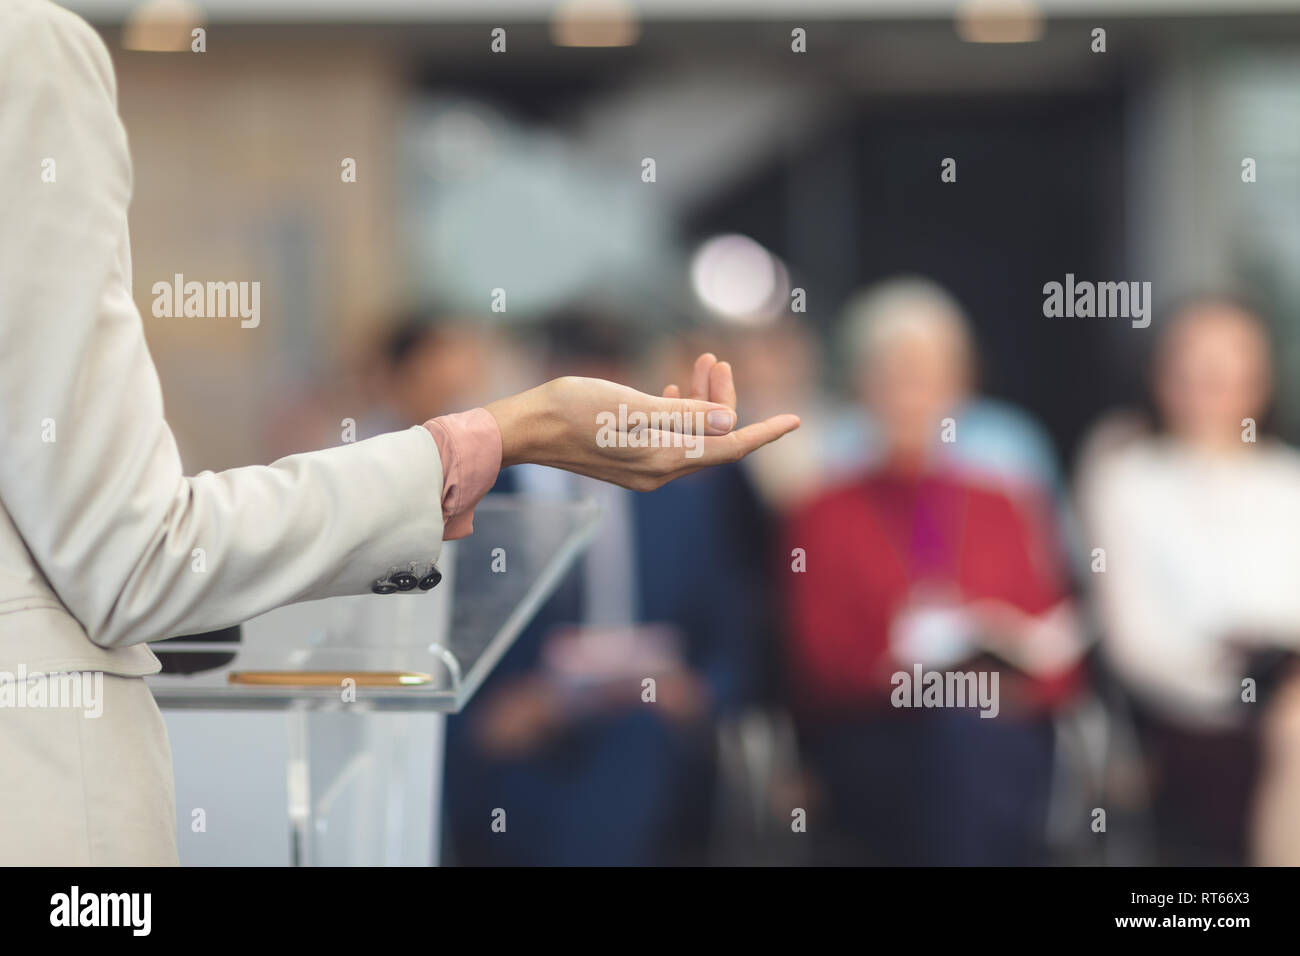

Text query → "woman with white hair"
[836,278,1066,503]
[783,277,1084,864]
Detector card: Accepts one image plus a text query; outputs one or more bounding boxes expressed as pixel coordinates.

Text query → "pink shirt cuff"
[423,407,503,540]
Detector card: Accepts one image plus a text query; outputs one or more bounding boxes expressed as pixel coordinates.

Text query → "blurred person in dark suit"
[782,280,1086,865]
[1077,296,1300,865]
[441,312,775,866]
[358,312,497,437]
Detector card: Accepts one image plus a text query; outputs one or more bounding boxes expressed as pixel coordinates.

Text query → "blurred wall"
[111,33,406,469]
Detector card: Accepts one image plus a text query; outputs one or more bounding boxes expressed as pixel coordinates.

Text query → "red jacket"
[783,466,1079,720]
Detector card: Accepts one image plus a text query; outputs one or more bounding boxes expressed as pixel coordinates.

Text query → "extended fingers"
[699,414,801,465]
[690,353,716,400]
[590,413,799,491]
[686,353,736,410]
[637,389,735,435]
[634,413,800,476]
[710,360,736,410]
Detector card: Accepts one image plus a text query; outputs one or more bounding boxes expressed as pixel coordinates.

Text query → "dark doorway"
[691,90,1133,466]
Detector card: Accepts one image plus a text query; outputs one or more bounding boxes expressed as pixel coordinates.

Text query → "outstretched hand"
[485,353,799,491]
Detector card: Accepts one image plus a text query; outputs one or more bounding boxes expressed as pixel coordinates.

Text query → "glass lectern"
[148,496,600,866]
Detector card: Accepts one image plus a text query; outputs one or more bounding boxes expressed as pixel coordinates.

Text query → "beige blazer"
[0,0,446,679]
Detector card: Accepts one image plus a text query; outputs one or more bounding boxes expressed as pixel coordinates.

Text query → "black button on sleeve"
[418,569,442,590]
[391,571,418,591]
[371,579,398,595]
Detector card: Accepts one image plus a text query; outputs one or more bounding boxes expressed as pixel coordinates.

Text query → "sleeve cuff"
[423,407,503,540]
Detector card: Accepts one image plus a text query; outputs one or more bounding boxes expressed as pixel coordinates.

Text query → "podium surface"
[148,496,601,711]
[147,496,601,865]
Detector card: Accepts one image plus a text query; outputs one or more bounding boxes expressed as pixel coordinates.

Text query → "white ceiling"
[63,0,1300,24]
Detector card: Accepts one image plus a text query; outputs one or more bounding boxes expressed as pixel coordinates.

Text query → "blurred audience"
[1077,296,1300,865]
[374,287,1300,868]
[359,311,497,433]
[441,310,777,865]
[782,278,1086,864]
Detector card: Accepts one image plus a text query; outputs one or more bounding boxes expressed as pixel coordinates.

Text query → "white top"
[1081,437,1300,727]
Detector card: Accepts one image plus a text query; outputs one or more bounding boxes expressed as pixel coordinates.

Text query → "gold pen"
[228,670,434,687]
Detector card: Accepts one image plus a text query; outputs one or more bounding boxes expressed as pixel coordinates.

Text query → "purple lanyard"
[906,477,960,585]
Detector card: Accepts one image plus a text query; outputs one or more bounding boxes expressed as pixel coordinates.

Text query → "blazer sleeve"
[0,2,447,649]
